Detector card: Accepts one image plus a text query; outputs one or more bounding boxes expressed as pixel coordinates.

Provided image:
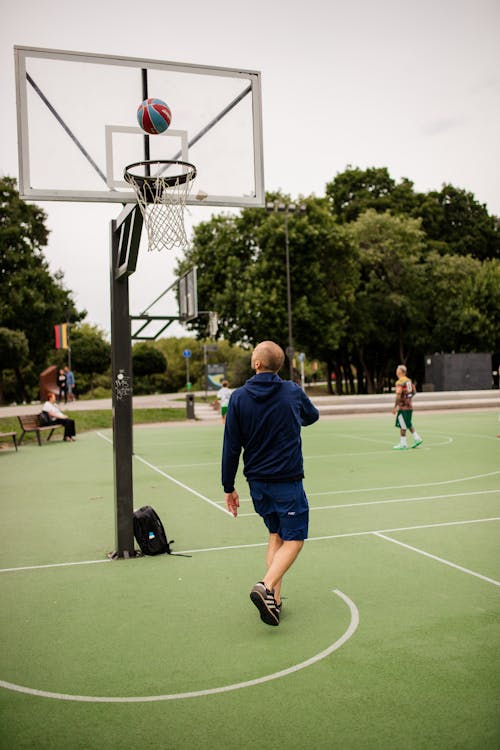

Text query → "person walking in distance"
[216,379,232,423]
[222,341,319,626]
[392,364,423,450]
[64,366,76,401]
[57,368,67,403]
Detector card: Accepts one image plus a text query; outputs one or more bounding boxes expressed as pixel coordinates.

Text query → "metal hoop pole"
[141,69,151,175]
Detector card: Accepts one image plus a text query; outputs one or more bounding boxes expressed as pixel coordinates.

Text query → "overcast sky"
[1,0,499,338]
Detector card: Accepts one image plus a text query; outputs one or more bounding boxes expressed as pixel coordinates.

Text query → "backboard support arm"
[131,316,177,340]
[26,72,108,186]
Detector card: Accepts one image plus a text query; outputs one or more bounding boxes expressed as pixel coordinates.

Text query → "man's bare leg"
[264,534,283,603]
[263,535,304,603]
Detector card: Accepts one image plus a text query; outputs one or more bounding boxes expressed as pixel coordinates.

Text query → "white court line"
[304,435,453,460]
[236,488,500,516]
[180,516,500,555]
[374,532,500,587]
[311,431,454,450]
[307,516,500,545]
[216,470,500,505]
[96,431,231,517]
[0,589,359,703]
[0,559,110,574]
[96,431,112,443]
[2,518,499,575]
[126,434,454,470]
[134,454,231,517]
[331,432,394,445]
[442,431,500,441]
[307,470,500,498]
[156,460,219,469]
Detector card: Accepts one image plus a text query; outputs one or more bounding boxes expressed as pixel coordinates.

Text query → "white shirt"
[217,387,232,408]
[43,400,65,419]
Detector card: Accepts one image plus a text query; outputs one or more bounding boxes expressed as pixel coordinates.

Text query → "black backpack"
[133,505,174,556]
[39,411,51,426]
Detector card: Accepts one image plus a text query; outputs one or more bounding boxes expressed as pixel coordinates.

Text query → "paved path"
[1,389,497,421]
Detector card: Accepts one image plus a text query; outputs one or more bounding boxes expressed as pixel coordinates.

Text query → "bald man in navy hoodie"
[222,341,319,626]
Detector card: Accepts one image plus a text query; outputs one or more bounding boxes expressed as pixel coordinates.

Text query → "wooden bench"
[0,431,18,451]
[17,414,64,446]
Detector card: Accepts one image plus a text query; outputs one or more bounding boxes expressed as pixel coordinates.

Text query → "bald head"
[251,341,285,373]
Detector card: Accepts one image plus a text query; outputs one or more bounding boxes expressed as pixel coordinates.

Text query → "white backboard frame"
[14,46,265,207]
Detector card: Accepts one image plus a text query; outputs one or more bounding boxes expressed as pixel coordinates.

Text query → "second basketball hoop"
[124,160,197,252]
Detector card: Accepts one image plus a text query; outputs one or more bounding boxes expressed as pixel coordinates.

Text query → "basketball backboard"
[178,266,198,322]
[14,46,264,207]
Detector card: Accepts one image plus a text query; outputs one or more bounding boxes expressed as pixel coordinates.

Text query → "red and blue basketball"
[137,98,172,134]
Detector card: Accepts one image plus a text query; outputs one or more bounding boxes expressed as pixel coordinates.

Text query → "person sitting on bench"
[42,393,76,442]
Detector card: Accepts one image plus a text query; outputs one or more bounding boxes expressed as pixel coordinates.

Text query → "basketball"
[137,98,172,134]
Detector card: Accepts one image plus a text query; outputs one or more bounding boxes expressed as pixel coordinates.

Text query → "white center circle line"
[0,589,359,703]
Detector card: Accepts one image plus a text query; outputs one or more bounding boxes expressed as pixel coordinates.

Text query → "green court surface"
[1,411,499,749]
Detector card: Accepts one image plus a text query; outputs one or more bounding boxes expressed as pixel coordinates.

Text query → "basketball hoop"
[124,160,196,251]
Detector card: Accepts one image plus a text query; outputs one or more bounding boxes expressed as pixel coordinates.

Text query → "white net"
[125,162,196,252]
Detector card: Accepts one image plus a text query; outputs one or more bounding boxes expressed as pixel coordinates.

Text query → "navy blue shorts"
[248,479,309,541]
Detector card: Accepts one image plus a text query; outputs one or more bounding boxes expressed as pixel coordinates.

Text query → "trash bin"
[186,393,195,419]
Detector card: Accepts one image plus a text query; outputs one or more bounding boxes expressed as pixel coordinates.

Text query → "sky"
[1,0,499,339]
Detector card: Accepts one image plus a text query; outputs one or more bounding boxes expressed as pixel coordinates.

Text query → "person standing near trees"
[216,379,232,423]
[64,366,76,401]
[392,364,423,450]
[57,368,67,403]
[222,340,319,627]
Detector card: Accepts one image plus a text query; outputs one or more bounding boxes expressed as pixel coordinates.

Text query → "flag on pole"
[54,323,69,349]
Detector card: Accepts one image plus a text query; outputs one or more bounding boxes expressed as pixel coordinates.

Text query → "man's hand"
[225,491,240,518]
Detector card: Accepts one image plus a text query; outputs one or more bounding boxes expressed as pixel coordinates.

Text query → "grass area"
[0,408,186,445]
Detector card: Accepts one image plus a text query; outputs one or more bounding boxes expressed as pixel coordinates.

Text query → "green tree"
[132,343,167,376]
[70,324,111,396]
[152,337,252,392]
[347,210,428,391]
[0,176,84,398]
[418,185,500,260]
[325,166,418,223]
[419,254,500,353]
[0,327,29,404]
[326,167,500,261]
[177,195,358,388]
[173,173,499,393]
[153,337,204,391]
[132,342,167,394]
[472,259,500,353]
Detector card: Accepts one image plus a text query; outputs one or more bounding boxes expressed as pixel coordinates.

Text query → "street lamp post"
[284,208,294,380]
[266,201,305,380]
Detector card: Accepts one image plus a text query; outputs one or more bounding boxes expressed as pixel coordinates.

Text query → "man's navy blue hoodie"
[222,372,319,493]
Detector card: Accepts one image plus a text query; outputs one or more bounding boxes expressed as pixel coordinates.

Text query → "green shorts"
[395,410,413,430]
[221,405,228,417]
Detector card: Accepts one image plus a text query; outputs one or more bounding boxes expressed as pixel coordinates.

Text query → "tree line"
[176,166,500,393]
[1,169,499,402]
